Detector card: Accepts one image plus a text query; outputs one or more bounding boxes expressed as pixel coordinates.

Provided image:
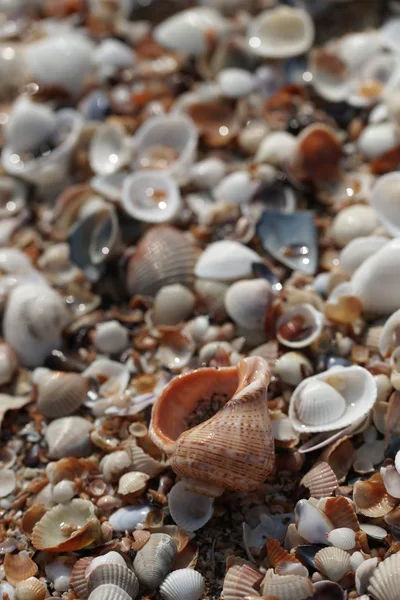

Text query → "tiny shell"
[83,359,129,398]
[369,172,400,237]
[331,205,378,248]
[4,551,38,586]
[379,308,400,357]
[168,481,214,532]
[261,572,314,600]
[117,471,149,496]
[217,68,254,99]
[93,321,129,355]
[160,569,205,600]
[195,240,262,281]
[314,547,351,582]
[327,528,356,551]
[36,370,89,418]
[277,304,324,349]
[189,157,226,189]
[88,563,139,597]
[224,279,273,330]
[15,577,47,600]
[0,468,16,498]
[122,171,182,224]
[358,121,398,160]
[255,131,297,166]
[300,462,338,499]
[368,552,400,600]
[353,473,397,517]
[133,533,177,590]
[214,171,255,206]
[45,416,92,459]
[274,352,313,387]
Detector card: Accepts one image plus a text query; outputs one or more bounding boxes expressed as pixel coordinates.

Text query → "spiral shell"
[133,533,177,590]
[36,370,89,418]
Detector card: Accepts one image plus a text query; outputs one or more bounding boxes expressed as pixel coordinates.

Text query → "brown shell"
[319,437,355,482]
[71,556,93,599]
[131,530,151,551]
[301,462,338,499]
[4,551,38,585]
[150,356,275,497]
[353,473,398,518]
[21,504,47,535]
[322,496,359,531]
[266,538,298,568]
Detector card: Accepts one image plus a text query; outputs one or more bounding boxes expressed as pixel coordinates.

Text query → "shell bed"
[3,2,400,600]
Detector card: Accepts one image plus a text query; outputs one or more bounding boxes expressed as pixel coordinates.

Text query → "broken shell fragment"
[353,473,397,517]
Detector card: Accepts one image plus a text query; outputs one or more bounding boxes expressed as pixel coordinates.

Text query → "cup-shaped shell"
[194,240,262,281]
[15,577,47,600]
[289,366,377,433]
[45,416,92,459]
[122,171,182,224]
[276,304,324,349]
[71,557,93,599]
[126,225,198,297]
[4,551,38,586]
[150,356,274,497]
[168,481,214,532]
[133,533,177,590]
[31,499,100,552]
[160,569,205,600]
[153,284,196,326]
[368,552,400,600]
[380,308,400,357]
[134,114,198,183]
[261,572,314,600]
[224,279,274,330]
[88,584,131,600]
[247,7,314,59]
[36,370,89,418]
[88,563,139,597]
[353,473,397,518]
[89,123,131,176]
[117,471,149,496]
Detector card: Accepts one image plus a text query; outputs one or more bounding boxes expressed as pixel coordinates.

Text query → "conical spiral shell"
[36,370,89,418]
[88,563,138,597]
[133,533,177,590]
[368,552,400,600]
[88,584,131,600]
[159,568,205,600]
[15,577,47,600]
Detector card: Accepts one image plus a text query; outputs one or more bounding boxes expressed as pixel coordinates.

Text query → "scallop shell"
[168,481,214,532]
[368,551,400,600]
[88,564,139,597]
[327,528,356,551]
[122,171,182,224]
[295,380,347,427]
[314,547,351,582]
[89,122,131,176]
[300,462,338,499]
[122,439,168,478]
[260,572,314,600]
[247,6,314,59]
[222,560,263,600]
[117,471,149,496]
[133,533,177,590]
[71,556,93,599]
[159,569,205,600]
[0,343,18,386]
[353,473,398,517]
[88,583,131,600]
[224,279,274,330]
[194,240,262,281]
[126,225,198,297]
[4,551,38,586]
[36,370,89,418]
[31,499,101,552]
[266,538,299,568]
[45,416,92,459]
[289,366,377,433]
[14,577,47,600]
[276,304,324,349]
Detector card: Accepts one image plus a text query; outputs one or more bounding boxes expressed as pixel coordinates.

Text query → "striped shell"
[295,380,346,427]
[159,569,205,600]
[327,528,356,550]
[86,553,127,579]
[88,584,131,600]
[266,538,299,567]
[36,370,89,418]
[322,496,359,531]
[4,551,38,586]
[88,563,139,597]
[368,552,400,600]
[133,533,177,590]
[300,462,338,499]
[14,577,47,600]
[261,572,314,600]
[314,547,351,582]
[71,556,93,599]
[222,560,263,600]
[45,416,92,459]
[117,471,149,496]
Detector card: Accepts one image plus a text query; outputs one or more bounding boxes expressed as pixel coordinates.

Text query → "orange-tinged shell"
[353,473,398,518]
[31,499,101,552]
[322,496,359,531]
[266,538,298,568]
[150,356,274,497]
[132,530,151,551]
[260,572,314,600]
[14,577,47,600]
[4,551,38,585]
[223,560,263,600]
[301,462,338,499]
[46,456,96,485]
[36,371,89,418]
[21,504,47,535]
[319,437,355,482]
[147,525,189,553]
[71,556,93,599]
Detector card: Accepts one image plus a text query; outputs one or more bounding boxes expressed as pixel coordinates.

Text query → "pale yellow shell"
[15,577,47,600]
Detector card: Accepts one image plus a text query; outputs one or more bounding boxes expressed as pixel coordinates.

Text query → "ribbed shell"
[86,553,127,579]
[159,568,205,600]
[261,573,314,600]
[126,226,198,296]
[368,552,400,600]
[222,561,263,600]
[14,577,47,600]
[301,461,338,499]
[36,371,89,418]
[322,496,359,531]
[45,416,92,459]
[122,439,169,477]
[327,528,356,550]
[4,551,38,586]
[88,583,131,600]
[295,380,346,426]
[314,547,351,582]
[133,533,177,590]
[31,499,100,552]
[117,471,149,495]
[88,563,139,597]
[71,556,93,599]
[353,473,398,517]
[266,538,299,568]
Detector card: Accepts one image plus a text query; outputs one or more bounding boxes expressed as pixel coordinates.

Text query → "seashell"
[327,528,356,550]
[3,283,70,368]
[37,242,81,286]
[311,580,345,600]
[133,533,177,590]
[301,462,338,499]
[150,356,274,497]
[83,359,129,399]
[314,547,351,582]
[323,496,359,532]
[132,529,151,551]
[31,499,100,552]
[276,304,324,349]
[160,568,205,600]
[94,39,135,79]
[122,438,168,478]
[156,329,195,371]
[46,456,89,485]
[339,236,388,276]
[117,471,149,496]
[224,279,274,330]
[275,561,308,578]
[100,451,131,482]
[109,505,152,532]
[86,552,127,579]
[154,7,226,56]
[256,211,318,275]
[45,416,92,459]
[88,563,138,597]
[247,7,314,59]
[4,96,57,155]
[195,240,262,281]
[358,121,398,160]
[295,499,333,544]
[379,309,400,358]
[295,379,346,427]
[356,556,379,595]
[0,582,15,600]
[368,551,400,600]
[274,352,313,387]
[126,225,198,297]
[90,172,125,203]
[15,577,47,600]
[214,171,255,206]
[168,481,214,532]
[189,157,226,189]
[4,551,38,586]
[266,538,299,567]
[217,68,254,99]
[0,446,16,470]
[52,479,76,503]
[353,473,397,517]
[89,123,131,176]
[359,523,387,540]
[88,583,131,600]
[331,205,378,248]
[93,321,129,355]
[223,560,263,600]
[381,464,400,498]
[260,572,314,600]
[153,284,196,326]
[271,414,300,447]
[134,114,198,183]
[122,170,182,225]
[45,557,74,592]
[289,366,377,433]
[36,370,89,418]
[0,468,16,497]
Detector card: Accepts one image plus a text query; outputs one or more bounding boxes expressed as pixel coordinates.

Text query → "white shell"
[213,171,255,206]
[154,7,226,56]
[45,558,73,592]
[274,352,313,387]
[217,68,254,98]
[4,96,57,154]
[381,18,400,52]
[133,533,177,590]
[381,464,400,498]
[52,480,76,503]
[0,582,15,600]
[0,468,16,497]
[327,528,356,550]
[0,343,18,386]
[88,563,138,597]
[331,205,378,248]
[93,321,129,355]
[357,121,399,159]
[339,236,388,275]
[195,240,262,281]
[261,572,314,600]
[368,552,400,600]
[45,416,92,459]
[153,284,196,326]
[359,523,388,539]
[247,6,314,59]
[189,157,226,189]
[289,366,377,433]
[255,132,297,166]
[314,547,351,582]
[94,39,135,79]
[224,279,273,330]
[122,170,182,223]
[117,471,149,495]
[168,481,214,532]
[88,584,131,600]
[83,359,129,398]
[100,451,131,483]
[295,499,333,544]
[109,505,151,532]
[370,172,400,237]
[295,379,346,426]
[357,557,379,596]
[379,308,400,357]
[160,569,205,600]
[276,304,324,349]
[89,123,131,176]
[86,552,127,579]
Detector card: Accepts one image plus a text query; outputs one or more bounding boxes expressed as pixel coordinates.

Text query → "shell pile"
[5,2,400,600]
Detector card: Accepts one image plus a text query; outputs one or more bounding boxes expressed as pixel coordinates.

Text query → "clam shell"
[314,547,351,582]
[368,551,400,600]
[31,499,100,552]
[159,569,205,600]
[88,564,138,597]
[353,473,397,517]
[260,572,314,600]
[117,471,149,496]
[381,464,400,498]
[4,551,38,586]
[322,499,360,531]
[289,366,377,433]
[122,171,182,224]
[36,370,89,418]
[168,481,214,532]
[126,225,198,297]
[295,499,333,544]
[83,358,129,400]
[300,462,338,498]
[14,577,47,600]
[133,533,177,590]
[153,284,196,326]
[274,352,313,387]
[89,123,131,176]
[86,552,127,579]
[88,584,131,600]
[276,304,324,349]
[93,321,129,355]
[295,380,346,427]
[222,560,263,600]
[224,279,274,330]
[0,468,16,498]
[45,416,92,459]
[327,528,356,550]
[331,205,378,248]
[195,240,262,281]
[339,236,388,276]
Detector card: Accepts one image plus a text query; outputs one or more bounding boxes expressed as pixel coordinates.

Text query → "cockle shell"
[100,451,131,482]
[133,533,177,590]
[224,279,274,330]
[45,416,92,459]
[314,547,351,582]
[4,551,38,585]
[122,438,168,478]
[86,552,127,579]
[88,563,139,597]
[260,572,314,600]
[194,240,262,281]
[276,304,324,349]
[36,370,89,418]
[14,577,47,600]
[327,528,356,550]
[289,366,377,433]
[222,560,263,600]
[368,552,400,600]
[322,496,359,531]
[93,321,129,355]
[150,356,274,497]
[3,283,70,368]
[88,584,131,600]
[122,171,182,224]
[300,462,338,499]
[89,123,131,176]
[168,481,214,532]
[160,569,205,600]
[126,225,198,297]
[117,471,149,496]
